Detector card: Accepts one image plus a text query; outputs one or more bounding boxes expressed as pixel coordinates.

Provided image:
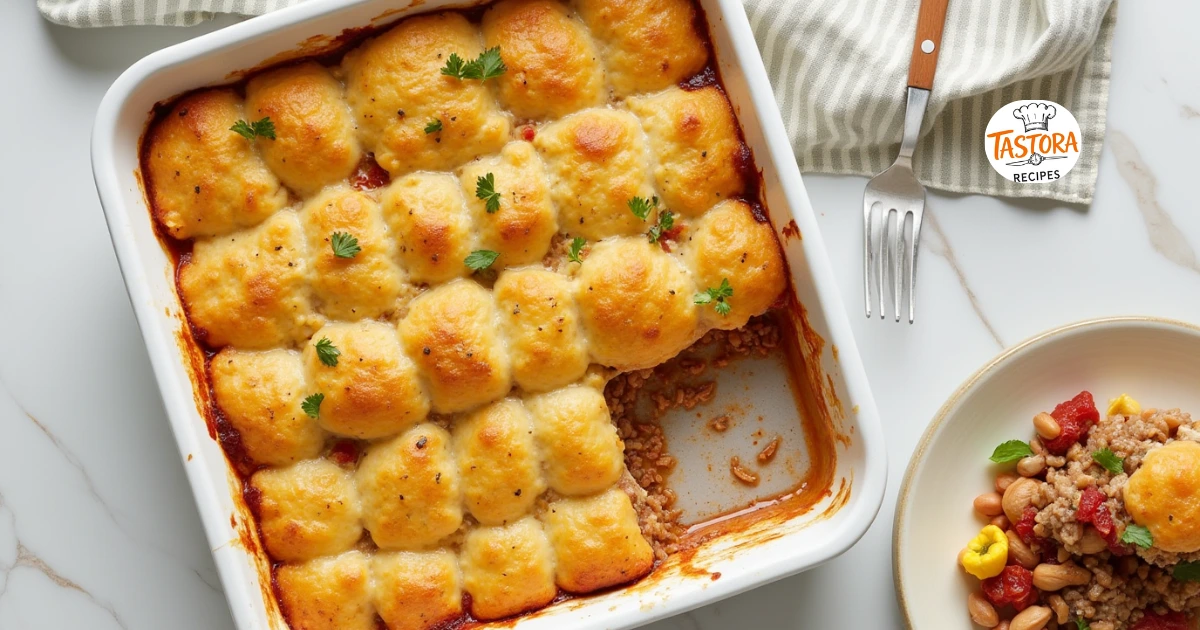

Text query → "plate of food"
[895,317,1200,630]
[91,0,885,627]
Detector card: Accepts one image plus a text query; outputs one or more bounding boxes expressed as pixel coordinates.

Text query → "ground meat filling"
[1030,405,1200,627]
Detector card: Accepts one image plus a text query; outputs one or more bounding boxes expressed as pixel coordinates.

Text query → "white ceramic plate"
[893,317,1200,629]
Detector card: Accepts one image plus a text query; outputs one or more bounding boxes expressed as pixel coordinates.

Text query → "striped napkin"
[42,0,1117,204]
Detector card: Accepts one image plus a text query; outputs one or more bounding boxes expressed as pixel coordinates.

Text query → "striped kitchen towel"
[41,0,1116,204]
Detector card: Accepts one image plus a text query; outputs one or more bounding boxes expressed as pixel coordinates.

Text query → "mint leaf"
[1092,448,1125,476]
[1120,524,1153,549]
[989,440,1033,464]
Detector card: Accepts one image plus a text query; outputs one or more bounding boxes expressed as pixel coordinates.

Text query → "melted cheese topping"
[211,348,326,466]
[481,0,605,119]
[244,62,361,196]
[145,89,288,240]
[142,3,797,627]
[250,459,363,562]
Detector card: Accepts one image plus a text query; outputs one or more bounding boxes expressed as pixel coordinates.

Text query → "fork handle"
[906,0,950,90]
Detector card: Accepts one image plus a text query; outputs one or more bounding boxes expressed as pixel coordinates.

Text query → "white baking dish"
[91,1,887,627]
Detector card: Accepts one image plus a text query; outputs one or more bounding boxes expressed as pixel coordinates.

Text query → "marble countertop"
[2,1,1198,628]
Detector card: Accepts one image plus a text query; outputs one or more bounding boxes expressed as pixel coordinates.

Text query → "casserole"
[91,0,887,627]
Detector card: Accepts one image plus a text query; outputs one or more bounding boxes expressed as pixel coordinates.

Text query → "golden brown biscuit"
[523,385,623,496]
[250,459,363,562]
[244,62,361,196]
[684,200,786,330]
[300,186,406,321]
[541,488,654,593]
[342,12,510,176]
[1125,441,1200,553]
[303,321,430,439]
[481,0,605,119]
[370,550,463,630]
[458,142,558,268]
[379,172,474,286]
[627,86,745,217]
[210,348,326,466]
[179,211,321,349]
[575,0,709,97]
[493,268,589,392]
[453,399,544,525]
[275,551,376,630]
[398,279,512,413]
[145,89,288,240]
[533,108,656,241]
[460,517,557,620]
[355,424,462,550]
[574,237,700,369]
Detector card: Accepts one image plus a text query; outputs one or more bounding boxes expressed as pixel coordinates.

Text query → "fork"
[863,0,950,323]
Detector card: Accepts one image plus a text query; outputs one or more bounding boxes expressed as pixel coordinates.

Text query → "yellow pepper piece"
[1107,394,1141,417]
[962,525,1009,580]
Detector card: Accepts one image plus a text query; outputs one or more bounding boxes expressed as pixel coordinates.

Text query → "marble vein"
[1108,130,1200,275]
[922,209,1006,348]
[1182,104,1200,119]
[0,494,128,629]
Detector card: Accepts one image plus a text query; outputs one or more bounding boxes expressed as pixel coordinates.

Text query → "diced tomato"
[1043,391,1100,454]
[1039,539,1061,565]
[520,125,537,141]
[350,155,390,191]
[1077,487,1131,555]
[330,440,359,466]
[1014,505,1040,545]
[982,565,1038,612]
[1131,611,1192,630]
[1078,487,1106,525]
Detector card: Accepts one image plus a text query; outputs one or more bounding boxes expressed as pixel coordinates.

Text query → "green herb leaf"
[648,210,675,244]
[694,278,734,316]
[424,118,443,134]
[1074,619,1091,630]
[463,47,507,81]
[440,52,468,78]
[476,173,501,214]
[1121,523,1154,549]
[628,195,658,221]
[330,232,361,259]
[989,440,1034,463]
[465,249,500,271]
[1092,448,1125,476]
[1174,561,1200,582]
[230,117,275,140]
[567,237,586,264]
[441,47,506,82]
[314,337,340,367]
[301,393,324,419]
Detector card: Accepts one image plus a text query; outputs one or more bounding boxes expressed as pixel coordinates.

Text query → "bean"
[990,515,1011,530]
[1033,562,1092,591]
[1030,437,1047,456]
[1080,527,1107,554]
[996,472,1019,493]
[1048,594,1069,624]
[968,591,999,628]
[1018,455,1047,478]
[1003,478,1040,523]
[1034,412,1062,439]
[974,492,1005,517]
[1006,530,1040,569]
[1010,605,1052,630]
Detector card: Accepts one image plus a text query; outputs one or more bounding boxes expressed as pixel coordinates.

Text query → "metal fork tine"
[890,209,902,322]
[863,201,873,318]
[876,209,887,319]
[907,209,923,324]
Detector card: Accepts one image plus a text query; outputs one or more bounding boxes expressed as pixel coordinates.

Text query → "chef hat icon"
[1013,102,1057,132]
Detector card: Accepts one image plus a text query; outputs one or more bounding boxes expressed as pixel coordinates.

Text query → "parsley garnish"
[314,337,340,367]
[989,440,1033,464]
[424,118,443,134]
[440,47,506,81]
[567,237,586,264]
[1092,448,1125,476]
[1121,524,1153,549]
[1074,619,1091,630]
[330,232,361,259]
[301,393,324,419]
[694,278,734,316]
[1174,561,1200,582]
[628,195,658,221]
[230,117,276,140]
[465,249,500,271]
[648,210,675,244]
[476,173,501,214]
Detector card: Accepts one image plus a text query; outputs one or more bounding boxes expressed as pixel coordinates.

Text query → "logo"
[984,100,1082,184]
